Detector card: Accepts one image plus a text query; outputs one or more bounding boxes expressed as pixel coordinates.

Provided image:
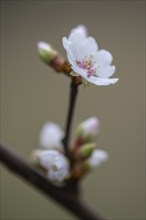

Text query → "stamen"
[77,56,97,78]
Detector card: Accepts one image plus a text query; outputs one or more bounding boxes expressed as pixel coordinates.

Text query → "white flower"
[87,149,108,168]
[39,122,64,151]
[62,25,119,86]
[38,150,69,182]
[76,117,100,141]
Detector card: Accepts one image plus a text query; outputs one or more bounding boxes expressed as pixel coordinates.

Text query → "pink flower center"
[77,56,96,78]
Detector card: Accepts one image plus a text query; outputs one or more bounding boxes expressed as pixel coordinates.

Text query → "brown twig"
[0,142,105,220]
[62,81,78,156]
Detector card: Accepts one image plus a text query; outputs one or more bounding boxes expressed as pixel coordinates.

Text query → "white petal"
[96,65,116,78]
[68,25,87,43]
[39,150,58,169]
[94,50,113,65]
[62,37,76,65]
[66,49,76,66]
[93,77,119,86]
[55,167,69,181]
[88,149,108,168]
[62,37,72,50]
[39,122,64,151]
[81,37,98,56]
[70,25,87,37]
[70,37,98,61]
[45,152,69,182]
[47,168,67,182]
[63,25,98,62]
[55,156,69,173]
[71,62,118,86]
[68,31,86,44]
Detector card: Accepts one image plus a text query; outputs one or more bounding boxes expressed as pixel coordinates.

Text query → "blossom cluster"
[34,25,118,183]
[31,117,108,183]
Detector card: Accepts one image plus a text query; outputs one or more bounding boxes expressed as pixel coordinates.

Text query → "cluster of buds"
[31,117,108,183]
[33,25,119,184]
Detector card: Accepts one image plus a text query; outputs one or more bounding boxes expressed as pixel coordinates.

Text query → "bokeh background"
[1,1,145,220]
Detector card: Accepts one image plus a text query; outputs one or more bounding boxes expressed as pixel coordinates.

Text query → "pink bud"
[76,117,100,142]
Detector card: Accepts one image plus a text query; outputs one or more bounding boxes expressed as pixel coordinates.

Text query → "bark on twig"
[0,142,105,220]
[62,82,78,156]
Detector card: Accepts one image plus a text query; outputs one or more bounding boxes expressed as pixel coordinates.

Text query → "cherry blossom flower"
[38,150,69,182]
[62,25,119,86]
[39,122,64,151]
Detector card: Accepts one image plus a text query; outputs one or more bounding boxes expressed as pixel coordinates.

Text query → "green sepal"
[78,143,96,159]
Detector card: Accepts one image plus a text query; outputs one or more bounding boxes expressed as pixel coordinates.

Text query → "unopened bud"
[38,150,69,182]
[77,143,96,159]
[37,41,58,63]
[39,122,64,152]
[86,149,108,169]
[76,117,100,143]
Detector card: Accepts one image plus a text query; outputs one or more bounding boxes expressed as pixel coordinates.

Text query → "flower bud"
[86,149,108,169]
[38,150,69,182]
[76,143,96,159]
[37,41,57,63]
[76,117,100,143]
[39,122,64,152]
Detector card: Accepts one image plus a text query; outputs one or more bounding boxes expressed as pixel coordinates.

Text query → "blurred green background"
[1,1,145,220]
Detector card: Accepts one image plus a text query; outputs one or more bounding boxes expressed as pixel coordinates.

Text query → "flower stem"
[62,81,79,156]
